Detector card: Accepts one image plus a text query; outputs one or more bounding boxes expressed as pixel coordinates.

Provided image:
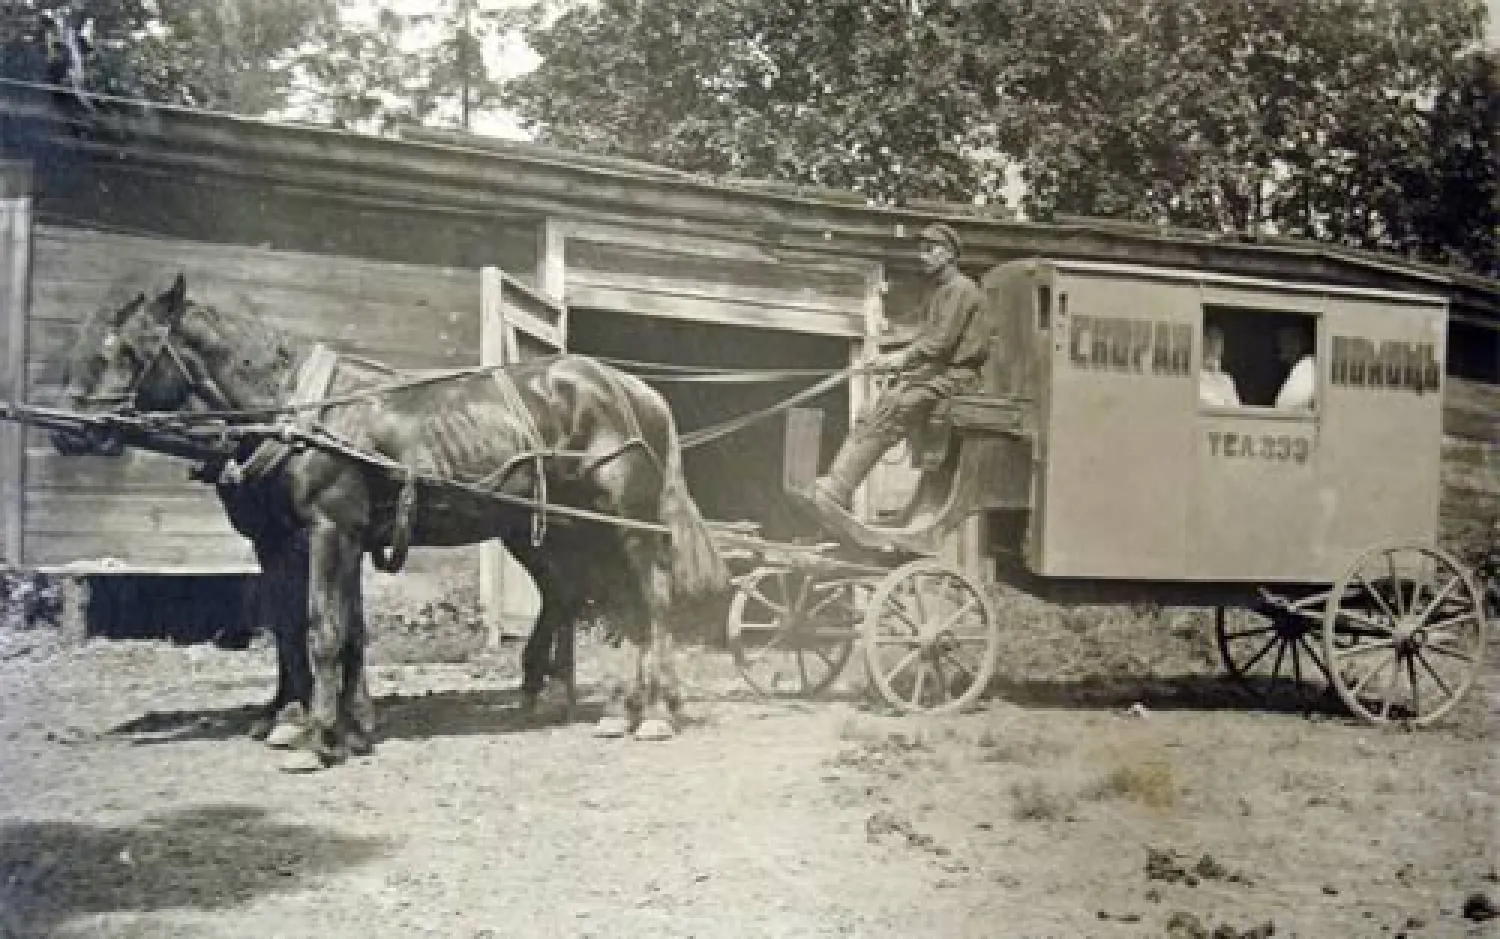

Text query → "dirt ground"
[0,568,1496,939]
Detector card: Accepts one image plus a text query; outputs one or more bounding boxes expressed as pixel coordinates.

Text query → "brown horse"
[54,273,728,771]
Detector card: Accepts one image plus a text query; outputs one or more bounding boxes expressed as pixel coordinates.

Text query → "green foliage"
[0,0,332,113]
[508,0,1495,271]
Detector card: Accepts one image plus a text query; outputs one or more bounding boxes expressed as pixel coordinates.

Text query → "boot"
[812,430,892,511]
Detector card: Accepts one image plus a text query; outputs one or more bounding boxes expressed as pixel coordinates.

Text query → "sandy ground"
[0,582,1495,939]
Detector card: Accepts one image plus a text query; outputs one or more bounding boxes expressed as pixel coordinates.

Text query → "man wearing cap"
[812,222,992,515]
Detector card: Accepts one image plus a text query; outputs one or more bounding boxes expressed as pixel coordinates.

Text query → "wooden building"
[1,79,1495,633]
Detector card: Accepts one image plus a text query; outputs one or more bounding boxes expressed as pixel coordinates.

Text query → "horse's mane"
[177,298,304,404]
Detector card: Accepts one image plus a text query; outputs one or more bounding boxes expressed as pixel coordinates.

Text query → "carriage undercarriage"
[5,362,1491,730]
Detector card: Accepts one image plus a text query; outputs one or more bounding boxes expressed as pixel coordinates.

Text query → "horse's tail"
[659,430,729,604]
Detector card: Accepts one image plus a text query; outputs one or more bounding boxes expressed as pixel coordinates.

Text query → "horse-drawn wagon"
[718,257,1490,726]
[4,255,1489,750]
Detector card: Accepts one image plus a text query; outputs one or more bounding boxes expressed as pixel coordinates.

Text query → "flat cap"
[918,222,962,255]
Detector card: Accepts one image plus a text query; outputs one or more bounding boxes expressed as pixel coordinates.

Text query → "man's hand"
[865,349,908,372]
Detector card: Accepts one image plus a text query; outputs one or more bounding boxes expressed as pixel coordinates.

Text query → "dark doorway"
[567,309,853,541]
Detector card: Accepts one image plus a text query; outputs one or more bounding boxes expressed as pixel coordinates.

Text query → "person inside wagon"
[1273,325,1316,410]
[811,222,991,517]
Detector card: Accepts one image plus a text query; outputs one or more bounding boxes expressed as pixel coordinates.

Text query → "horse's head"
[53,273,195,455]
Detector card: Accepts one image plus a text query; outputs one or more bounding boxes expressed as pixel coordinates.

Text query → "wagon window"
[1201,306,1318,410]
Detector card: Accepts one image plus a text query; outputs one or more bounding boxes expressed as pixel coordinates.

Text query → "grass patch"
[1081,760,1177,809]
[1010,779,1077,821]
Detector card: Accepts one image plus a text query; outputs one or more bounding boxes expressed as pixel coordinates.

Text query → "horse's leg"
[264,534,314,749]
[250,534,314,747]
[519,559,581,721]
[247,537,290,741]
[281,518,358,773]
[634,554,680,742]
[337,563,375,756]
[551,594,579,719]
[593,569,648,739]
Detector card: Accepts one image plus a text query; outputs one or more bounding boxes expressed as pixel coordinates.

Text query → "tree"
[507,0,1494,271]
[0,0,333,114]
[1403,50,1498,276]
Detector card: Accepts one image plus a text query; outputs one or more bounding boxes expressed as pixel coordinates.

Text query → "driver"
[811,222,991,515]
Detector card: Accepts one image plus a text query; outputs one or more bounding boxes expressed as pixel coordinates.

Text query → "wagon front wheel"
[1324,542,1488,726]
[862,560,1001,714]
[726,567,859,699]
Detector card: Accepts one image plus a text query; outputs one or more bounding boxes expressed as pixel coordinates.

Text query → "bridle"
[72,316,234,414]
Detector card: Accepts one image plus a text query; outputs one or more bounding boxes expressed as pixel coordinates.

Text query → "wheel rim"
[1215,603,1333,706]
[862,560,1001,715]
[1324,542,1488,726]
[727,567,858,699]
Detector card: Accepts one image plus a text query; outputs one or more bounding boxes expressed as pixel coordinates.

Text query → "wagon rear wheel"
[1324,542,1488,726]
[726,567,860,699]
[862,560,1000,714]
[1215,601,1333,706]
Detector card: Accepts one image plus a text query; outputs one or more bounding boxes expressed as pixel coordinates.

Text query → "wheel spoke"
[1291,637,1304,689]
[932,657,953,703]
[744,582,789,617]
[1241,634,1279,673]
[1337,608,1394,634]
[941,648,979,679]
[1421,643,1475,664]
[874,635,923,647]
[1414,649,1455,698]
[1270,638,1289,685]
[884,596,924,636]
[1425,611,1479,634]
[1350,655,1391,699]
[1379,656,1398,720]
[911,661,928,706]
[1225,625,1278,642]
[1356,572,1399,622]
[883,647,922,685]
[1405,654,1420,717]
[936,595,979,635]
[1415,575,1461,622]
[797,650,810,690]
[1332,639,1396,659]
[1296,634,1333,682]
[906,573,930,624]
[1387,553,1406,616]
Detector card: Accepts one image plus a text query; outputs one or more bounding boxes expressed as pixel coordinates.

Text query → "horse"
[53,273,729,771]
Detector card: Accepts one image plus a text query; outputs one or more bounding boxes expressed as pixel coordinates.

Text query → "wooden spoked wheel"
[862,559,1001,714]
[726,567,860,699]
[1323,542,1488,726]
[1215,602,1333,704]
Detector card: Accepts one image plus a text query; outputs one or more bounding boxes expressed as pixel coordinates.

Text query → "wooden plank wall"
[22,225,482,570]
[0,162,30,566]
[561,220,873,338]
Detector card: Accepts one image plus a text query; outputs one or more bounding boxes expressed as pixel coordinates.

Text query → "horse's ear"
[111,293,145,327]
[158,273,187,324]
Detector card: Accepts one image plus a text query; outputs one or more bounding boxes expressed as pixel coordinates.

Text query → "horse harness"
[191,343,665,573]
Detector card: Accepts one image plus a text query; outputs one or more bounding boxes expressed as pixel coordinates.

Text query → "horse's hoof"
[265,720,311,750]
[633,718,676,741]
[278,749,334,774]
[593,716,630,738]
[247,716,274,741]
[346,730,374,758]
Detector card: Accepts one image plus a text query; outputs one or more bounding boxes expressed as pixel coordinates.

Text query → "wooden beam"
[851,262,884,521]
[0,160,31,566]
[565,284,864,337]
[537,216,567,347]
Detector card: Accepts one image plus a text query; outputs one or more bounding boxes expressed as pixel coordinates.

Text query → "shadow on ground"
[0,804,386,937]
[989,672,1353,719]
[105,688,604,747]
